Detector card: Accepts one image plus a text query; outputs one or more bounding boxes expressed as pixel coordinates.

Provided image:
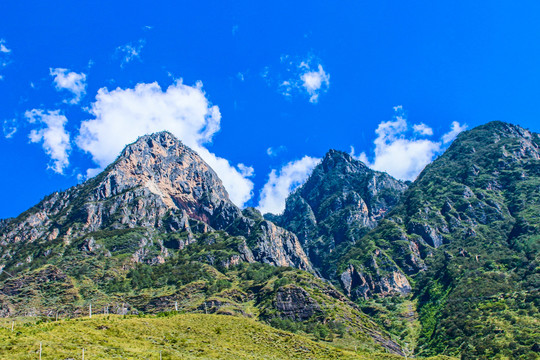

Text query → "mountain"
[0,131,311,272]
[267,150,409,295]
[267,121,539,359]
[0,131,401,354]
[337,121,540,359]
[1,121,538,359]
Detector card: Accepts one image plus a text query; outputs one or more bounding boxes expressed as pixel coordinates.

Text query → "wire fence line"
[7,336,182,360]
[1,302,210,359]
[1,297,213,321]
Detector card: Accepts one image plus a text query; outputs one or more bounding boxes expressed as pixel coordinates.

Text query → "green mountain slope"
[339,121,540,359]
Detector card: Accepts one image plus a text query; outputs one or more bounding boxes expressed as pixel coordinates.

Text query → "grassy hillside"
[0,224,405,354]
[0,313,455,360]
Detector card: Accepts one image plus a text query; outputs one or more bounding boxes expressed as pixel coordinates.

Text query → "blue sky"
[1,1,540,218]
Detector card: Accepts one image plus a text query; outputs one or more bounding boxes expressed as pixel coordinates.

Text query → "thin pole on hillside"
[39,342,42,360]
[11,321,14,332]
[175,301,178,311]
[160,350,162,360]
[82,348,85,360]
[89,303,92,318]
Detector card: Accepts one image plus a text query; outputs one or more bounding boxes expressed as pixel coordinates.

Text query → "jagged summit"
[0,132,313,273]
[320,149,370,172]
[473,120,537,137]
[95,130,235,228]
[269,147,408,279]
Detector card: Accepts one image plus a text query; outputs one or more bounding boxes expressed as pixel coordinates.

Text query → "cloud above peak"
[442,121,468,144]
[356,107,467,181]
[50,68,87,104]
[413,123,433,136]
[258,156,320,214]
[76,80,254,207]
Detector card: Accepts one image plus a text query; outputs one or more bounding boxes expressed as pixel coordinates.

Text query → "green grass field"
[0,314,456,360]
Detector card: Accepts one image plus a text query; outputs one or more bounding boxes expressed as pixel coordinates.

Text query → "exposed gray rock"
[340,255,412,300]
[269,150,408,283]
[250,220,313,272]
[407,221,444,248]
[273,285,321,321]
[0,131,313,273]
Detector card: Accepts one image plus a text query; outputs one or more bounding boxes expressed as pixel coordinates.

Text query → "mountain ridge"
[1,120,538,359]
[268,148,410,295]
[0,130,403,354]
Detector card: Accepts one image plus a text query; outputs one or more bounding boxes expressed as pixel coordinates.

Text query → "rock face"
[0,131,312,273]
[94,131,242,230]
[268,150,408,287]
[340,262,411,299]
[249,221,313,272]
[273,285,322,321]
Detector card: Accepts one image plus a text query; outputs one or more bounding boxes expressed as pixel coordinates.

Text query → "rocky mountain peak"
[339,121,540,299]
[479,120,537,139]
[320,149,369,174]
[1,131,313,274]
[122,130,182,153]
[270,148,408,279]
[440,121,540,165]
[94,131,235,227]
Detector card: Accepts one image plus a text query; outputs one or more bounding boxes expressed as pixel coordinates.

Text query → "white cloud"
[266,145,286,157]
[357,108,469,181]
[50,68,87,104]
[357,107,441,181]
[25,109,71,174]
[116,39,145,67]
[258,156,320,214]
[237,163,255,177]
[0,39,11,78]
[2,119,17,138]
[269,55,330,103]
[0,39,11,53]
[413,123,433,136]
[279,80,293,98]
[300,64,330,103]
[76,80,254,207]
[442,121,467,144]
